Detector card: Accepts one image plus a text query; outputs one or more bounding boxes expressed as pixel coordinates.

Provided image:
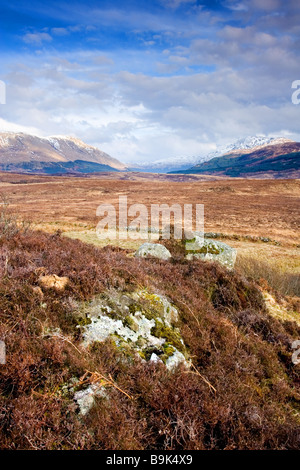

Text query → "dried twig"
[79,370,133,400]
[44,331,84,355]
[186,363,217,394]
[176,298,204,335]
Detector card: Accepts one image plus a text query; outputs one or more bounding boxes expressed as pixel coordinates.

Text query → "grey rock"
[149,353,164,364]
[165,349,189,371]
[78,289,188,372]
[81,311,164,349]
[186,236,237,269]
[135,243,171,260]
[74,384,107,416]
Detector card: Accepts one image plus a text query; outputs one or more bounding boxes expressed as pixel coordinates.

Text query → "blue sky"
[0,0,299,163]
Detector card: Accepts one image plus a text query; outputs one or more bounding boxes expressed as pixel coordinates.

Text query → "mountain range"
[0,132,299,178]
[129,136,292,173]
[0,132,126,174]
[170,138,300,178]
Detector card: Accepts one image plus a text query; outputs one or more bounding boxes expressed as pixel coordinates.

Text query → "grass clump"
[236,255,300,297]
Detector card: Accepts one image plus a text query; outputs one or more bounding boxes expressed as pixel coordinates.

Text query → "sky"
[0,0,299,163]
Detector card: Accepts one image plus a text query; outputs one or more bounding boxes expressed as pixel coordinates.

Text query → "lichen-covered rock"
[185,236,237,269]
[77,289,189,372]
[149,353,164,364]
[131,291,179,326]
[74,384,107,416]
[135,243,171,261]
[165,349,187,371]
[81,310,165,349]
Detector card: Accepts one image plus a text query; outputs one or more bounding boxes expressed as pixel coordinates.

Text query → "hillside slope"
[171,142,300,178]
[0,224,299,449]
[131,136,293,174]
[0,159,120,175]
[0,132,126,172]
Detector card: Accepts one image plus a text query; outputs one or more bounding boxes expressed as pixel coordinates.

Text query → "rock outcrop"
[185,236,237,269]
[135,243,171,261]
[78,289,188,371]
[74,385,107,416]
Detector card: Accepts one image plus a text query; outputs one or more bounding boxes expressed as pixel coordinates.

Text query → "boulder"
[79,289,189,375]
[135,243,171,261]
[185,236,237,269]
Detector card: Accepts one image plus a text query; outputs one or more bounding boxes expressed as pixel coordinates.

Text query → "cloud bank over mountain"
[0,0,299,163]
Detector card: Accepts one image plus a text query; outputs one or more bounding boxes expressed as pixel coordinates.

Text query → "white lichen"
[78,289,189,372]
[74,384,108,416]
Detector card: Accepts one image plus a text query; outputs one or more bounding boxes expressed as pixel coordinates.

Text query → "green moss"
[128,303,138,315]
[186,240,222,255]
[138,350,146,360]
[151,320,184,353]
[160,342,176,364]
[199,245,221,255]
[163,342,176,356]
[76,316,92,326]
[137,291,166,321]
[108,334,135,360]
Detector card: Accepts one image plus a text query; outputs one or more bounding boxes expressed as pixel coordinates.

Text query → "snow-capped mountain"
[170,137,300,178]
[129,155,202,173]
[130,136,292,173]
[0,132,126,173]
[209,136,292,158]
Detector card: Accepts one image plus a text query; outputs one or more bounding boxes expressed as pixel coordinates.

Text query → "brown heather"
[0,224,299,450]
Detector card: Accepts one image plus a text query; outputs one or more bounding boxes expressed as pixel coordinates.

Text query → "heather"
[0,228,299,449]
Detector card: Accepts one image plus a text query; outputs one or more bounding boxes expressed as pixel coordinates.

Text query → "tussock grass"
[236,255,300,297]
[0,195,32,240]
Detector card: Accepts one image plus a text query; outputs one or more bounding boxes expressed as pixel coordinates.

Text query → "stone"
[185,236,237,269]
[165,349,188,371]
[149,353,164,364]
[81,311,164,349]
[74,384,107,416]
[78,289,189,372]
[135,243,171,261]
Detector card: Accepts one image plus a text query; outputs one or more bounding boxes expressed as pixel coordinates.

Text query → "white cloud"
[160,0,197,9]
[23,32,53,45]
[0,118,41,135]
[51,27,69,36]
[1,1,300,164]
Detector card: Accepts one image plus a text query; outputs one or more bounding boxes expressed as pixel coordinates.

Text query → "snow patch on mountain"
[131,136,293,173]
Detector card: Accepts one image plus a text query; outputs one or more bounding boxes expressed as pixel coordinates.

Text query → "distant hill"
[0,159,120,175]
[0,132,126,174]
[131,136,293,173]
[170,140,300,178]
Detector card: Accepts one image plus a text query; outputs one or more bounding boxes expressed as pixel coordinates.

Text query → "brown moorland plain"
[0,171,299,286]
[0,172,299,240]
[0,172,300,449]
